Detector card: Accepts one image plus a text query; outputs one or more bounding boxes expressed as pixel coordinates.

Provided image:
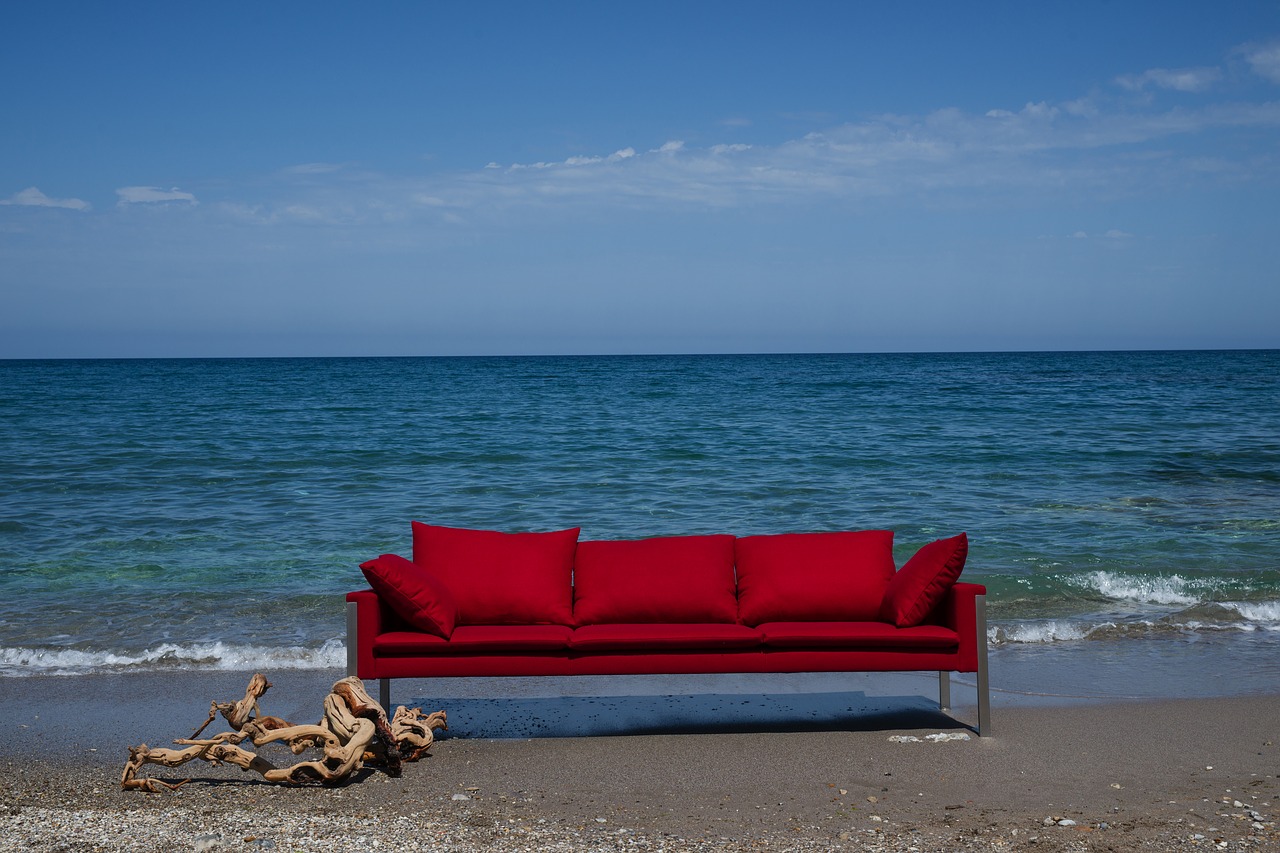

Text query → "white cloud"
[279,204,329,221]
[186,50,1280,229]
[116,186,199,206]
[237,94,1278,224]
[1242,40,1280,84]
[0,186,90,211]
[1020,101,1059,118]
[1116,66,1222,93]
[216,202,267,223]
[503,146,640,172]
[1062,98,1099,118]
[562,97,1271,203]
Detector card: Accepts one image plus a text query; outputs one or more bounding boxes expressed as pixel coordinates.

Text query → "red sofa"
[346,524,991,735]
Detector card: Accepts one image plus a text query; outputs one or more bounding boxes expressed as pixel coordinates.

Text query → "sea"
[2,351,1278,703]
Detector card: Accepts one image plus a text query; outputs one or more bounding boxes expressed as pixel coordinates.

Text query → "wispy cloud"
[184,88,1279,233]
[502,147,639,171]
[116,186,199,206]
[1242,39,1280,84]
[0,186,90,211]
[429,94,1280,214]
[1116,66,1222,93]
[59,38,1280,233]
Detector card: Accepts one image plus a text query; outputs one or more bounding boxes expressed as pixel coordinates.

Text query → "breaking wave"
[1230,601,1280,622]
[989,620,1097,645]
[985,565,1280,647]
[990,600,1280,646]
[0,638,346,677]
[1064,571,1224,606]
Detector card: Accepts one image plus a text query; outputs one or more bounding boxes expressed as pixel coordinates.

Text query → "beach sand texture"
[1,670,1276,852]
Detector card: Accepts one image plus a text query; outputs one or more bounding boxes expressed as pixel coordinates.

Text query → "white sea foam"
[1176,601,1280,633]
[990,621,1098,645]
[1223,600,1280,624]
[991,599,1280,646]
[1068,571,1201,606]
[0,638,345,677]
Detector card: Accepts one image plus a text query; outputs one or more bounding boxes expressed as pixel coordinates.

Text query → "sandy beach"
[1,669,1276,852]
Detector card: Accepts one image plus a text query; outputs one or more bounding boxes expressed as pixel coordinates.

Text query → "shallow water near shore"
[403,631,1280,738]
[2,350,1278,698]
[3,637,1277,751]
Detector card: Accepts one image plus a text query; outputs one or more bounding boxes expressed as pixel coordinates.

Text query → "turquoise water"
[1,351,1278,689]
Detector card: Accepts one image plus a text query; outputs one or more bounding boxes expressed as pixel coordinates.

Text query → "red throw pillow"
[878,533,969,627]
[735,530,896,625]
[360,553,458,638]
[573,535,738,624]
[411,522,579,626]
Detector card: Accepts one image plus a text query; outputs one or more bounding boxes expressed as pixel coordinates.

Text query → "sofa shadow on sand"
[409,691,968,739]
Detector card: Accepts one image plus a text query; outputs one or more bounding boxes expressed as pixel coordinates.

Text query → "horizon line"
[2,346,1277,363]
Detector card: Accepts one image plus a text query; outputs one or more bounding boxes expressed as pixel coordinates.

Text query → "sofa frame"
[344,585,992,736]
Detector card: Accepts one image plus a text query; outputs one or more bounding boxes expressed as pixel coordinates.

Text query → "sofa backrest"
[411,522,579,626]
[734,530,897,625]
[395,524,956,631]
[573,534,738,624]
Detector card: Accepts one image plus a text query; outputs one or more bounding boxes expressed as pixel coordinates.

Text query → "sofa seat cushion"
[735,530,896,626]
[568,623,763,652]
[411,522,579,626]
[757,621,959,650]
[374,624,573,656]
[573,534,737,624]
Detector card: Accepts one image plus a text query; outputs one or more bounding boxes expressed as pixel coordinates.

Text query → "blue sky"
[3,2,1279,358]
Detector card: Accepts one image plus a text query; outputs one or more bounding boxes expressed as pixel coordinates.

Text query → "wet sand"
[0,669,1276,851]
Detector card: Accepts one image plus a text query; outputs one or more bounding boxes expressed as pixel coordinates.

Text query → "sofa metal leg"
[938,671,951,710]
[345,602,359,678]
[975,594,991,736]
[380,678,391,712]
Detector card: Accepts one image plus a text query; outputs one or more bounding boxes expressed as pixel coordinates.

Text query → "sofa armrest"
[939,581,987,672]
[346,588,384,679]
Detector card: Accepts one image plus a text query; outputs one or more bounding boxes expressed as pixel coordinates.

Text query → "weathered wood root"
[331,677,402,777]
[190,672,272,739]
[393,706,449,761]
[122,673,445,791]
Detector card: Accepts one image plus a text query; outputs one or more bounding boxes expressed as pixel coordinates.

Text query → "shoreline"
[1,670,1276,851]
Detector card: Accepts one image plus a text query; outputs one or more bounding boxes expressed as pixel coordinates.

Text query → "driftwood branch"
[122,674,446,792]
